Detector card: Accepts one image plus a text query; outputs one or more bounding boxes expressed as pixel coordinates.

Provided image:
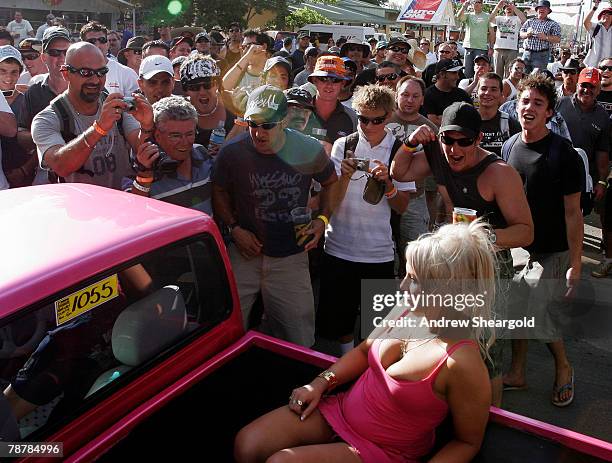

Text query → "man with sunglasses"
[0,49,19,190]
[181,55,235,154]
[421,42,457,88]
[212,85,337,347]
[383,36,413,76]
[583,1,612,68]
[375,61,401,90]
[597,57,612,114]
[291,33,311,71]
[16,39,46,89]
[16,26,70,185]
[118,36,147,75]
[423,58,473,126]
[224,23,243,70]
[31,42,154,190]
[391,102,533,406]
[107,31,122,58]
[304,55,357,153]
[557,57,581,99]
[80,22,139,98]
[222,29,271,92]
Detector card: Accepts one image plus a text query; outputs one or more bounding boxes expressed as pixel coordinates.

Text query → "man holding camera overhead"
[489,0,527,78]
[31,42,153,189]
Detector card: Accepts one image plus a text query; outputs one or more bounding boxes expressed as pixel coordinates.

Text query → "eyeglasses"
[315,76,344,84]
[184,79,217,91]
[376,73,399,82]
[62,64,109,78]
[387,46,409,54]
[46,48,68,57]
[561,69,577,75]
[440,135,475,147]
[599,65,612,72]
[21,53,40,61]
[357,113,388,125]
[86,36,108,45]
[246,120,281,129]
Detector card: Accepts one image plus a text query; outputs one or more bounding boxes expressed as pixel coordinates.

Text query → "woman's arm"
[429,347,491,463]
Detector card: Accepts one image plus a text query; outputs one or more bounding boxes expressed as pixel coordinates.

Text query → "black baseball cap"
[284,87,313,109]
[435,58,463,73]
[42,26,71,52]
[439,102,481,138]
[388,36,410,48]
[474,54,490,65]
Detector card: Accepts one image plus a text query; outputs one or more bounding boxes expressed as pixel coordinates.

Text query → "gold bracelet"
[316,214,329,227]
[317,370,338,391]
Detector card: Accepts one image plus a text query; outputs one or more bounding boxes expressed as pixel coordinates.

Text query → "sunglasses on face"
[440,134,475,147]
[376,73,399,82]
[315,76,344,84]
[439,50,452,55]
[247,120,280,129]
[86,36,108,45]
[63,64,109,78]
[46,48,67,57]
[599,65,612,72]
[561,69,577,75]
[184,79,217,91]
[357,113,387,125]
[21,53,40,61]
[387,46,409,54]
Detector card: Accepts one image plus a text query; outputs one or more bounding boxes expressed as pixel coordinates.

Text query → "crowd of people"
[1,3,611,462]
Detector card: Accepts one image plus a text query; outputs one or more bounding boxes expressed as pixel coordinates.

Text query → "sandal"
[551,369,574,407]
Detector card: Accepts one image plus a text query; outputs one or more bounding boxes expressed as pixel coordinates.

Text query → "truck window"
[0,233,231,441]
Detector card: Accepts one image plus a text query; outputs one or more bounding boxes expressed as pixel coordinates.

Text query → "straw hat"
[406,39,426,69]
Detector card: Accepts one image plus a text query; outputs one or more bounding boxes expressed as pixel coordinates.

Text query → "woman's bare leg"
[267,442,362,463]
[234,405,337,463]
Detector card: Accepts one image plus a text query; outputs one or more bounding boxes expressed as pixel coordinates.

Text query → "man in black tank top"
[390,101,534,406]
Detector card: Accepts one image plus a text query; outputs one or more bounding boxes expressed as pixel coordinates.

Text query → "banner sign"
[397,0,456,25]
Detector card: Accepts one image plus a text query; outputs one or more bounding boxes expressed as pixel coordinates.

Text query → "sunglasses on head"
[599,65,612,72]
[184,79,217,91]
[315,76,344,84]
[63,64,109,78]
[376,73,398,82]
[86,36,108,44]
[46,48,67,57]
[440,134,475,147]
[357,113,387,125]
[388,46,409,54]
[21,53,40,61]
[246,120,280,129]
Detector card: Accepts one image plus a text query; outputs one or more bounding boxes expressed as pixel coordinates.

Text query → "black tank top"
[425,144,507,229]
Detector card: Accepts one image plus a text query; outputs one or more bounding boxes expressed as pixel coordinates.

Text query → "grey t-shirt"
[32,94,139,189]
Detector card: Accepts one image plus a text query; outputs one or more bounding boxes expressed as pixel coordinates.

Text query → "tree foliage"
[286,8,333,29]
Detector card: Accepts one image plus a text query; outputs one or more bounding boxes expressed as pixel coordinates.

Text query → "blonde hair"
[405,220,497,358]
[352,84,395,115]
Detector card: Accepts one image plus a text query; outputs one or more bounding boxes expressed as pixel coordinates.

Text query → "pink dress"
[318,339,477,463]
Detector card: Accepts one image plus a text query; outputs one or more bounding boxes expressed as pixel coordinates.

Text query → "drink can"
[452,207,478,224]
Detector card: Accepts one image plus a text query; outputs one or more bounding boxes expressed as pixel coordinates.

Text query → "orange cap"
[308,55,349,82]
[578,67,601,86]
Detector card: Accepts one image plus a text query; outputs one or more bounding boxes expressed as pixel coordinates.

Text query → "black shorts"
[604,181,612,229]
[315,252,394,340]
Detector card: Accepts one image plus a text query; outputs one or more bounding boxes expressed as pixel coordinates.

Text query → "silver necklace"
[197,95,219,117]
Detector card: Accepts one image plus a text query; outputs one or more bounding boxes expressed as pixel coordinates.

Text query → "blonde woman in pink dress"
[235,221,496,463]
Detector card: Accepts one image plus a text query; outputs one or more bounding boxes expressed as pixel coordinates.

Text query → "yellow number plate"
[55,274,119,326]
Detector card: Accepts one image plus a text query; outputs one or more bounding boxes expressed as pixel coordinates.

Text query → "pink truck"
[0,184,610,462]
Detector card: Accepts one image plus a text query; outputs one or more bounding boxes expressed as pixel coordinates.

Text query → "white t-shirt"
[584,23,612,68]
[105,59,139,97]
[0,92,13,190]
[6,19,33,47]
[493,16,522,50]
[32,95,139,189]
[324,128,416,263]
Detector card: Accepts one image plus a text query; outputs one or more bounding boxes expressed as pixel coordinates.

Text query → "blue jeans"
[464,48,488,79]
[522,49,550,74]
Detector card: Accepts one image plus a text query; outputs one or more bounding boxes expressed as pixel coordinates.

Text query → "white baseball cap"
[139,55,173,80]
[0,45,24,69]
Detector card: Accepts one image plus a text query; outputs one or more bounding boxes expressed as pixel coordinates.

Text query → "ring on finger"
[296,399,303,407]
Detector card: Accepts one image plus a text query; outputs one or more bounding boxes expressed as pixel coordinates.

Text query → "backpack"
[501,133,594,216]
[49,91,125,182]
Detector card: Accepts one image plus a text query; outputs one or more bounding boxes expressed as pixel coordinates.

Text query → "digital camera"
[354,158,370,172]
[122,96,136,111]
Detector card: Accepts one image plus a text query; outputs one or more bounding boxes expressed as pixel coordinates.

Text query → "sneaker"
[591,261,612,278]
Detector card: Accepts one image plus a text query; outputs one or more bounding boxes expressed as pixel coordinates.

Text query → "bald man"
[31,42,155,189]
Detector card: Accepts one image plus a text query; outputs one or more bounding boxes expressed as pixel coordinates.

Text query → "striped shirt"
[520,18,561,52]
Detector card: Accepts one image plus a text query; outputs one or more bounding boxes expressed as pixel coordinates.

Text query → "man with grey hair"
[32,42,153,189]
[127,96,214,214]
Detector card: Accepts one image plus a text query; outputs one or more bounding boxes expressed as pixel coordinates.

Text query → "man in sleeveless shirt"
[391,101,534,406]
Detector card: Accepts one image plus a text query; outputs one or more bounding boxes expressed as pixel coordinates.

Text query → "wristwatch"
[227,222,240,235]
[488,228,497,244]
